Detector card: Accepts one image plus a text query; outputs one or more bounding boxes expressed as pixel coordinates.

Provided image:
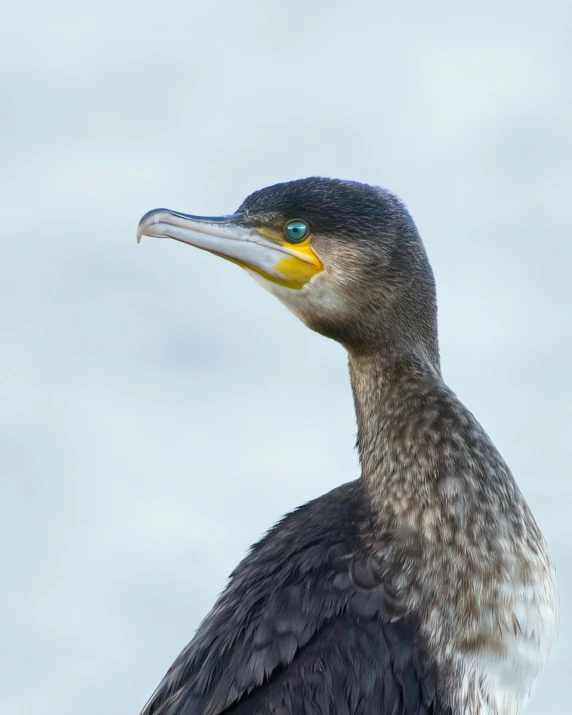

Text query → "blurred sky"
[1,1,571,713]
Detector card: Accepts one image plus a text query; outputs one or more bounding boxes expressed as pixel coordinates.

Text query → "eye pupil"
[285,220,309,242]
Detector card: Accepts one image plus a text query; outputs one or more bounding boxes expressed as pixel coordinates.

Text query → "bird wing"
[140,482,441,715]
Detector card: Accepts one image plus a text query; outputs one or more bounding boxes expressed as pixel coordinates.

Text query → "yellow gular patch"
[254,226,324,290]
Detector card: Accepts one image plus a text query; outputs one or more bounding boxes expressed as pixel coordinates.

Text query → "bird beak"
[137,209,323,290]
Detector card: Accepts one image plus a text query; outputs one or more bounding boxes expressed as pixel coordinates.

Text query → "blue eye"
[284,219,309,243]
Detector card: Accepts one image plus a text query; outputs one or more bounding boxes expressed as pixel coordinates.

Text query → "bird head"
[137,177,438,362]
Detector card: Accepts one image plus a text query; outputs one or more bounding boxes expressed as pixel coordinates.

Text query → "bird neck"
[348,349,446,503]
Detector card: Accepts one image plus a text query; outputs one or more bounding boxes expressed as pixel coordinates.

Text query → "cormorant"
[136,178,558,715]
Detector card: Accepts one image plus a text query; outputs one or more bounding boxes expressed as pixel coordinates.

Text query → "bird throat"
[349,349,444,508]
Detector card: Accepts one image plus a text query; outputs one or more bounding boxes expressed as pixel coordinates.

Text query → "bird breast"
[427,532,559,715]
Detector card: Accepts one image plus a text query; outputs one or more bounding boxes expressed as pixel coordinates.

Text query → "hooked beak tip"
[137,208,162,244]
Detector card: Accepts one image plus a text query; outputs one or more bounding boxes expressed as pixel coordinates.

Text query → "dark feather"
[141,482,448,715]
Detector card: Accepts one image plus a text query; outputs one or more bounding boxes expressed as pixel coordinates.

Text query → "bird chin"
[245,268,346,336]
[244,267,306,314]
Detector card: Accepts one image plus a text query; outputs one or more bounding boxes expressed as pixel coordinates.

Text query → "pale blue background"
[1,1,570,713]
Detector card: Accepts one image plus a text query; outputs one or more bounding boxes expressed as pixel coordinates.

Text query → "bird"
[136,177,558,715]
